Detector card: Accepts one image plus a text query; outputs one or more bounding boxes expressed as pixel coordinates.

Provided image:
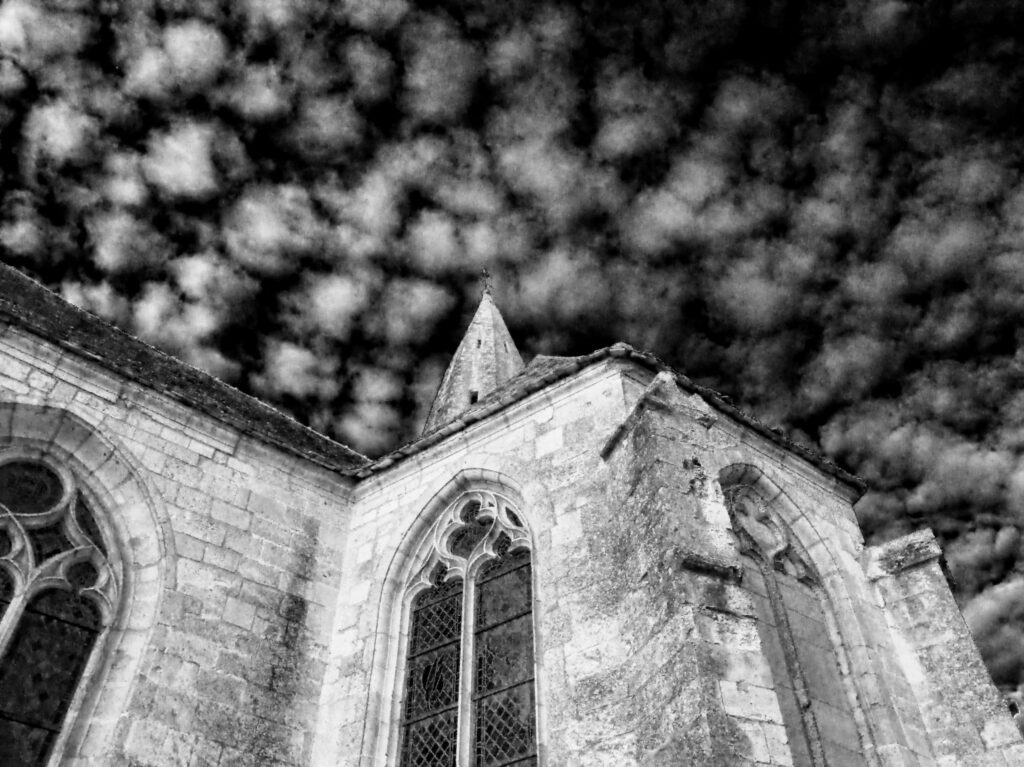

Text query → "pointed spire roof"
[422,289,525,434]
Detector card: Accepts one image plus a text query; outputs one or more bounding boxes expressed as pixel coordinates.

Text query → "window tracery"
[725,485,816,584]
[0,456,119,766]
[400,490,537,767]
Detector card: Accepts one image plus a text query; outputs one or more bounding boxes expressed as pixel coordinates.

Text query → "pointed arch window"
[0,457,119,766]
[400,491,537,767]
[723,481,867,767]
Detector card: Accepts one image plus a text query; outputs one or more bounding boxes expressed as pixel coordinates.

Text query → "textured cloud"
[224,185,324,275]
[371,278,454,346]
[339,0,409,33]
[218,64,291,122]
[163,21,227,91]
[253,339,341,400]
[143,122,220,200]
[282,270,373,341]
[402,14,480,125]
[23,99,97,171]
[88,211,170,274]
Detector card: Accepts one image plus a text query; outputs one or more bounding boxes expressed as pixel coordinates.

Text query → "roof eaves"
[0,264,370,475]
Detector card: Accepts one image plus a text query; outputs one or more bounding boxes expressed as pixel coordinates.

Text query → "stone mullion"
[457,576,479,767]
[0,518,29,662]
[0,588,27,662]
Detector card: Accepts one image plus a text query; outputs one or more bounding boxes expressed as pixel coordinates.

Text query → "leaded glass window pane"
[475,615,534,697]
[402,568,462,765]
[476,560,531,630]
[0,461,63,515]
[473,550,536,767]
[405,644,462,720]
[0,590,100,767]
[475,683,536,766]
[478,537,526,583]
[402,708,458,767]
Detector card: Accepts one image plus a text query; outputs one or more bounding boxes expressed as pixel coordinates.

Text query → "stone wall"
[325,362,1023,766]
[867,531,1024,766]
[315,360,633,766]
[0,322,353,767]
[599,372,932,766]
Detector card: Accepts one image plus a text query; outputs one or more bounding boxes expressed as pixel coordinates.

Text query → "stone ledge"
[669,545,742,584]
[864,528,942,580]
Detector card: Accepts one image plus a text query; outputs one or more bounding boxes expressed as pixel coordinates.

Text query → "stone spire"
[422,288,524,434]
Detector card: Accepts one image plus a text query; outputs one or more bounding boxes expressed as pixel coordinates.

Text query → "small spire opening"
[469,391,479,404]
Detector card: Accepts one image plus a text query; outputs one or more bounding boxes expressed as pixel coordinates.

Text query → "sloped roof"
[422,290,525,434]
[0,263,369,475]
[357,344,866,494]
[0,262,863,493]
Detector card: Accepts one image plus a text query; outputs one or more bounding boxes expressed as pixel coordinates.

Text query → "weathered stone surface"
[1,278,1019,767]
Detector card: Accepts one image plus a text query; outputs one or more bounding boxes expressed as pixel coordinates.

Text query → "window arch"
[722,476,867,767]
[399,490,537,767]
[0,456,119,766]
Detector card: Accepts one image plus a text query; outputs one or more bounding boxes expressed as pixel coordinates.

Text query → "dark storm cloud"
[4,0,1024,692]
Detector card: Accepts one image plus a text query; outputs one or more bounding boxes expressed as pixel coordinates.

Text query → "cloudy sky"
[3,0,1024,696]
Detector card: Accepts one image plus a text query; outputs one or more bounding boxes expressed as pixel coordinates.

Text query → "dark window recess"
[401,566,463,766]
[27,524,73,564]
[0,590,100,767]
[478,536,521,583]
[67,562,98,590]
[75,496,108,556]
[0,567,13,622]
[449,518,491,559]
[474,549,536,767]
[469,391,479,404]
[460,501,481,523]
[0,462,63,515]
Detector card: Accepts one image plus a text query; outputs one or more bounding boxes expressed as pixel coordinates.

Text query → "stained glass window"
[0,458,114,767]
[0,590,101,766]
[400,505,537,767]
[402,565,463,767]
[474,546,536,767]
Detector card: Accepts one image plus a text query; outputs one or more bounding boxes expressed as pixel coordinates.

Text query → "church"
[0,259,1020,766]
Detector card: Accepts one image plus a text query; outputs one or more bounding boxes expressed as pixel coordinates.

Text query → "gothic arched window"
[0,457,118,766]
[400,492,537,767]
[723,482,866,767]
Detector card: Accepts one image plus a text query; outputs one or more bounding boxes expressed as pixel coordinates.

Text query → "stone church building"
[0,260,1021,767]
